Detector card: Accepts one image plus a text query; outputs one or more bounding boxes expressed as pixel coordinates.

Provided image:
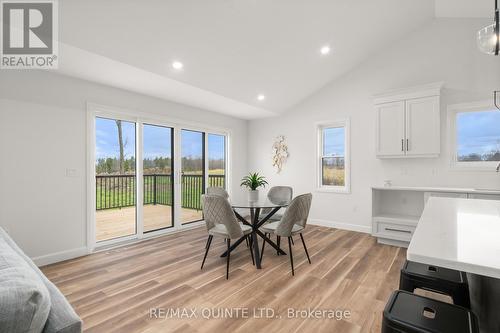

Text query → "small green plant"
[240,172,268,190]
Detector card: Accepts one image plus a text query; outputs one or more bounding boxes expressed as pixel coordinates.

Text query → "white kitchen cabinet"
[372,215,418,246]
[375,101,406,157]
[374,82,442,159]
[405,96,440,157]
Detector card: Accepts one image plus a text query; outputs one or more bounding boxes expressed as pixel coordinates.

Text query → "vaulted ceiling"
[55,0,492,119]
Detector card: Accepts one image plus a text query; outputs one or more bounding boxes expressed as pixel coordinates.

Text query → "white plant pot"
[248,190,259,202]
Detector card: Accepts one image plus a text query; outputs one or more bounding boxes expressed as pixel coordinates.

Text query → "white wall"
[0,70,248,263]
[248,19,500,233]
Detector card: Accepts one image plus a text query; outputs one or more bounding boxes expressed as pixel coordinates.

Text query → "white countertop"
[372,185,500,195]
[408,197,500,279]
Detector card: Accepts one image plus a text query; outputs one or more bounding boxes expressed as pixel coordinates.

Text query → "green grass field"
[322,168,345,186]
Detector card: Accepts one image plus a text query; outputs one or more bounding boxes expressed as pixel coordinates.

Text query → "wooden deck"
[42,226,408,333]
[96,205,202,241]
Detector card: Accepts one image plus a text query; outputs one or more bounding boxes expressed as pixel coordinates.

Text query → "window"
[317,119,350,192]
[207,133,226,188]
[448,101,500,169]
[143,124,174,233]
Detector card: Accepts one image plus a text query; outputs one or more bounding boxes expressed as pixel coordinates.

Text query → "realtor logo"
[1,0,58,69]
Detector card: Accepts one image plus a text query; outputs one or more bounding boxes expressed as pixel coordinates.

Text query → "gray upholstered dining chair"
[205,186,250,248]
[260,193,312,276]
[200,194,254,279]
[206,186,229,199]
[261,186,293,221]
[260,186,294,250]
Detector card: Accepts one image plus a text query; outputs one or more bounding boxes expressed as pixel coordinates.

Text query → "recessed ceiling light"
[320,45,331,55]
[172,61,184,70]
[257,94,266,101]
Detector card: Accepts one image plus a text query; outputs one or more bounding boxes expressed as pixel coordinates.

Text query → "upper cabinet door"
[376,101,406,157]
[405,96,440,157]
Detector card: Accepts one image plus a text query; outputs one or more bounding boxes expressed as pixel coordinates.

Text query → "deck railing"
[96,174,225,211]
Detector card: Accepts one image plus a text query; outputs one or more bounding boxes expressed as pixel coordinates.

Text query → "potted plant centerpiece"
[240,172,268,201]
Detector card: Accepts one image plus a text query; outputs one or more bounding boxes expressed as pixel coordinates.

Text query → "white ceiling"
[55,1,448,119]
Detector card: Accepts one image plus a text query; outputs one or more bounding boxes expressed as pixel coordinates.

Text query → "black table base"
[221,207,286,269]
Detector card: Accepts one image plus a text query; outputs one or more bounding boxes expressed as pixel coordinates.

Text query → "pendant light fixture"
[477,0,499,55]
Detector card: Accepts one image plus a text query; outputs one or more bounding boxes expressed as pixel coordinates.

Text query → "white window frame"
[86,102,231,252]
[447,100,499,171]
[316,118,350,193]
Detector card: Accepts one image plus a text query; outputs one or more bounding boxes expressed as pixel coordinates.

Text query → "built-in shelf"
[372,186,500,248]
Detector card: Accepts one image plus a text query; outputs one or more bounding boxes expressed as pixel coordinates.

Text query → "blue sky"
[96,118,225,160]
[96,118,136,160]
[457,110,500,156]
[323,127,345,156]
[207,133,225,159]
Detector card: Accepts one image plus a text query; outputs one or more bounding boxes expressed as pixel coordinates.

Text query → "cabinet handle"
[406,139,409,151]
[401,139,404,152]
[385,227,412,234]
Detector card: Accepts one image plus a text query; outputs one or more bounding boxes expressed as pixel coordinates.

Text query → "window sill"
[450,162,499,172]
[316,187,351,194]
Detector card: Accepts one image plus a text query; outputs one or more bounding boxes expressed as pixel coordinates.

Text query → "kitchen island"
[408,197,500,332]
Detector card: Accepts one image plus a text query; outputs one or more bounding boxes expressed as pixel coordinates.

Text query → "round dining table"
[220,197,289,269]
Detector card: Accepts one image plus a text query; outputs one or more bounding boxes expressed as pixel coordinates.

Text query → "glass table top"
[230,198,289,209]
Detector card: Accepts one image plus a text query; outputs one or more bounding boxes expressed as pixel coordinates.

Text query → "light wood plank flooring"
[41,225,406,333]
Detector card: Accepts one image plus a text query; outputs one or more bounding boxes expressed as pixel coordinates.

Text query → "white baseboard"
[309,219,371,234]
[32,246,89,267]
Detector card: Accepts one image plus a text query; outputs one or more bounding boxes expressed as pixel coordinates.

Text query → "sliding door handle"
[406,139,409,151]
[401,139,404,152]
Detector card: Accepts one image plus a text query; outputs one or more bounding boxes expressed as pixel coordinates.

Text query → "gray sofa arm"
[0,228,82,333]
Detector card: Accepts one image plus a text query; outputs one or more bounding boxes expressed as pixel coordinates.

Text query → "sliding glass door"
[95,117,137,242]
[92,110,228,245]
[208,134,226,188]
[143,124,174,232]
[180,129,205,224]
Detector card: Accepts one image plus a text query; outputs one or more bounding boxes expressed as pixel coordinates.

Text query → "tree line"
[458,150,500,162]
[96,156,224,175]
[97,120,224,175]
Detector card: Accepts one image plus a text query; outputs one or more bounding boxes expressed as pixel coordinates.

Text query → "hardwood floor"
[41,225,406,333]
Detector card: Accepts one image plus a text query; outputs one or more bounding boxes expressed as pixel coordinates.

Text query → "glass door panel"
[208,134,226,188]
[95,117,136,242]
[181,129,204,224]
[143,124,174,232]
